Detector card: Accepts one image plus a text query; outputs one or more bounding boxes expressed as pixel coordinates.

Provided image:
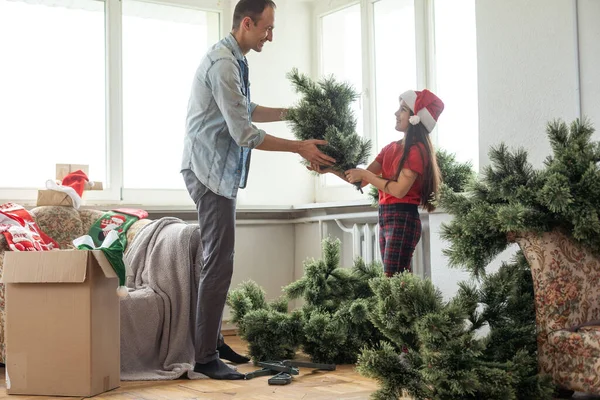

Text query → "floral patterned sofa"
[516,230,600,394]
[0,206,151,364]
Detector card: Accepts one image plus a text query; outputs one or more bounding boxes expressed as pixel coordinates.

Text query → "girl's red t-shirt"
[374,141,427,205]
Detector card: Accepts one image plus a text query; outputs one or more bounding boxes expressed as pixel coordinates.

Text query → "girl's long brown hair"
[383,114,441,212]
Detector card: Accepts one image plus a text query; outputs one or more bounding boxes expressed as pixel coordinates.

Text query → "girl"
[311,89,444,277]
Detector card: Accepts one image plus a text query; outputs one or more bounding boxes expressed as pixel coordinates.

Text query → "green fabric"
[76,230,126,286]
[88,210,139,248]
[79,209,146,288]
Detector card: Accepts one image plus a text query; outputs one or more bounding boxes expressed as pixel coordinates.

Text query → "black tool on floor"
[268,372,292,385]
[256,361,299,375]
[282,360,336,371]
[244,360,336,384]
[244,367,277,380]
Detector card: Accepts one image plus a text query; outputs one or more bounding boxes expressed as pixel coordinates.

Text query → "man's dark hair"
[232,0,276,30]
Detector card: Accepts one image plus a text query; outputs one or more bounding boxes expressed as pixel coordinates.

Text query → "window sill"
[8,197,444,223]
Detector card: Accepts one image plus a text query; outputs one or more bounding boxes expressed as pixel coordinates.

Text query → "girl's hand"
[345,168,366,184]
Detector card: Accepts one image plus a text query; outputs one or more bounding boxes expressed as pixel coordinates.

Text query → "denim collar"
[224,33,246,63]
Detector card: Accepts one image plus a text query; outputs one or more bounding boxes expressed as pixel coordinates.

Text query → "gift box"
[36,189,74,207]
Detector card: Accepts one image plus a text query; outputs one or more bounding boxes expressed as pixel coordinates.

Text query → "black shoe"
[193,359,245,380]
[217,342,250,364]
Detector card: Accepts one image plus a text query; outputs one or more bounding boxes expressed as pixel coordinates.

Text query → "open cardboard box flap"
[2,249,116,284]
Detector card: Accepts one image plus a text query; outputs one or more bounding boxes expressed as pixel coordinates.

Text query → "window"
[433,0,479,171]
[122,1,219,189]
[315,0,479,202]
[320,4,363,187]
[373,0,417,153]
[0,0,222,205]
[320,4,363,138]
[0,0,106,188]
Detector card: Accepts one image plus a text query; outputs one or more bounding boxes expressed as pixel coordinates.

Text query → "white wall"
[226,217,371,321]
[227,220,350,320]
[429,213,521,301]
[292,222,321,308]
[224,222,295,321]
[578,0,600,133]
[425,0,600,300]
[476,0,580,170]
[293,222,323,282]
[428,213,473,301]
[226,0,316,206]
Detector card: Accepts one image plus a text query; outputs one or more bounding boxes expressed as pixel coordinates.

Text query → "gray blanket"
[120,217,207,381]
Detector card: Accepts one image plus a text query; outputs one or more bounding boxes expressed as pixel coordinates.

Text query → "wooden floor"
[1,336,593,400]
[0,336,383,399]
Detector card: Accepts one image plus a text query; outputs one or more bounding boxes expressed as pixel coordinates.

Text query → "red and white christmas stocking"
[0,203,59,251]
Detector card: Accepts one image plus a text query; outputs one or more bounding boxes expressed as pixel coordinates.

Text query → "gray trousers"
[182,169,234,363]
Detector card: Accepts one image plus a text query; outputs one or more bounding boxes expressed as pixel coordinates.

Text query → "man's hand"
[297,140,336,167]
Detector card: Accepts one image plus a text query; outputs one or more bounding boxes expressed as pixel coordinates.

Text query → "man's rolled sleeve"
[208,59,265,149]
[248,123,266,148]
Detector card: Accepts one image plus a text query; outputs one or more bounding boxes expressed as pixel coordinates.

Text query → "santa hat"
[399,89,444,133]
[45,170,91,210]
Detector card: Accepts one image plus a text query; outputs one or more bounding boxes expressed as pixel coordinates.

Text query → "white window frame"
[0,0,225,207]
[313,0,437,203]
[313,0,368,203]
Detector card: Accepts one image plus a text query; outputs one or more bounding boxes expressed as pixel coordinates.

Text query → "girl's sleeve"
[405,144,426,175]
[375,143,390,165]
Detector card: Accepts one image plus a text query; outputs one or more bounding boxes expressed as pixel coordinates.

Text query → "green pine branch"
[439,118,600,277]
[285,68,371,173]
[357,267,554,399]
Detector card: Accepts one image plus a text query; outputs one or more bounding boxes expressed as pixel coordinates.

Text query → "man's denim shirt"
[181,33,266,199]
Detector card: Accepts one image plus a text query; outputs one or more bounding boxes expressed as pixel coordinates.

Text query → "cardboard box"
[36,189,74,207]
[55,163,89,181]
[2,250,121,397]
[89,181,104,190]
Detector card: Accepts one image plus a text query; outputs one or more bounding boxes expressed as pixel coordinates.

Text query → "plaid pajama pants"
[378,203,421,277]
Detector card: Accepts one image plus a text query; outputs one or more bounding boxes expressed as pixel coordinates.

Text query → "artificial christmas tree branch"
[439,118,600,277]
[357,266,554,399]
[227,238,384,365]
[285,68,372,191]
[228,243,552,398]
[227,281,303,362]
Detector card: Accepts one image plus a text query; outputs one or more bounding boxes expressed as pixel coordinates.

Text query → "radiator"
[328,215,430,279]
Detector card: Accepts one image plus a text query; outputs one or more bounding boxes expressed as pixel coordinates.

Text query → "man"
[181,0,335,380]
